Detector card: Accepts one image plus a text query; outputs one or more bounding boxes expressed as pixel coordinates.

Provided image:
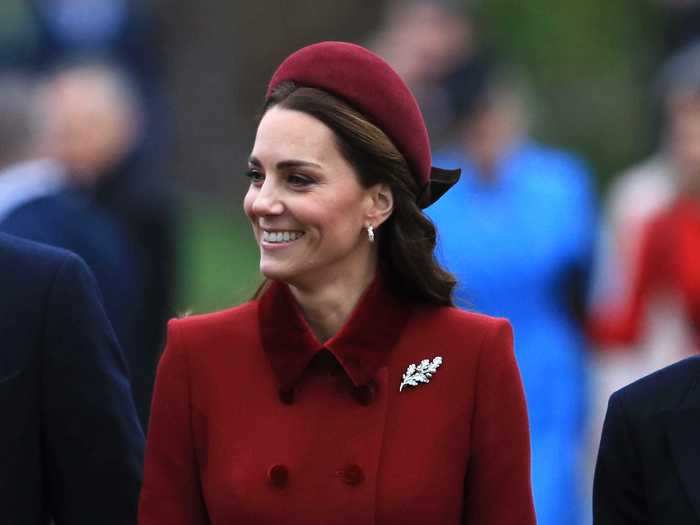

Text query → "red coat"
[139,278,535,524]
[589,197,700,350]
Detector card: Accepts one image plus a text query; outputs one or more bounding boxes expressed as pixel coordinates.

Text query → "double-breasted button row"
[266,464,365,488]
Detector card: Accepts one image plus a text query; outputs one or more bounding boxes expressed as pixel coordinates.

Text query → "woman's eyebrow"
[248,156,322,170]
[276,160,322,170]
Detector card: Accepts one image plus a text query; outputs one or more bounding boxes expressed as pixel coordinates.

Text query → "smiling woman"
[139,41,536,525]
[244,105,380,302]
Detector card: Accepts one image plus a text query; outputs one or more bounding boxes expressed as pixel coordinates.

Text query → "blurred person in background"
[369,0,481,146]
[0,0,168,158]
[27,0,168,157]
[585,42,700,495]
[0,233,144,524]
[428,62,597,525]
[589,41,700,357]
[588,43,700,521]
[42,61,178,428]
[0,73,145,391]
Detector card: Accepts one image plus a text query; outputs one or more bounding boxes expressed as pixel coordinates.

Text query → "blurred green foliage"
[478,0,664,188]
[177,196,260,314]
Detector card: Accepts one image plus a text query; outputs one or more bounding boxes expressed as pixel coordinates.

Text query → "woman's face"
[244,106,376,287]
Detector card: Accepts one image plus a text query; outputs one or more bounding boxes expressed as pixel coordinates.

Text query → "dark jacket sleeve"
[593,390,649,525]
[463,320,536,524]
[41,253,145,525]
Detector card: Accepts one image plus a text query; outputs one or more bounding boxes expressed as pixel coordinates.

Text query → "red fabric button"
[340,464,364,486]
[267,464,289,488]
[351,382,376,406]
[278,388,295,405]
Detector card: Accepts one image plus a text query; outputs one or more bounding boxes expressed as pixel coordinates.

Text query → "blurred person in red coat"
[139,41,535,525]
[589,41,700,355]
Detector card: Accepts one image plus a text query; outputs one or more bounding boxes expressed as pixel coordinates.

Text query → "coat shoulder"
[408,305,513,361]
[612,356,700,418]
[0,232,75,270]
[416,305,511,336]
[0,233,83,293]
[169,300,258,335]
[165,301,259,358]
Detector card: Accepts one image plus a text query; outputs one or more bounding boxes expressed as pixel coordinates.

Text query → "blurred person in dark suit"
[0,232,144,524]
[27,0,168,155]
[593,355,700,523]
[0,73,146,423]
[43,62,179,427]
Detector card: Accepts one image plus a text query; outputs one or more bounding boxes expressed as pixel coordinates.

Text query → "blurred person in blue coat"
[427,63,597,525]
[0,233,144,524]
[0,73,147,423]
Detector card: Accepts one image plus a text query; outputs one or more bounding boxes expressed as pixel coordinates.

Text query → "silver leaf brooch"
[399,356,443,392]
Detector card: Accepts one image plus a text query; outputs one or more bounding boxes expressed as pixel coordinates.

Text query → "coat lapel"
[667,378,700,521]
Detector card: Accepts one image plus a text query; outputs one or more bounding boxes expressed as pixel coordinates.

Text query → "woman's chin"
[259,262,295,283]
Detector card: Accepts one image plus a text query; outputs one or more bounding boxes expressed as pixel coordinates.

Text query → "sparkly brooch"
[399,356,443,392]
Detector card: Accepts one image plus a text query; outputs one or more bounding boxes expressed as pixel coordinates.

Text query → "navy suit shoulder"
[611,356,700,419]
[0,233,144,525]
[594,356,700,525]
[0,190,142,313]
[0,190,151,426]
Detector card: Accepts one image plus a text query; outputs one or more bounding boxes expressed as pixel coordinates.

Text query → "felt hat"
[266,41,460,208]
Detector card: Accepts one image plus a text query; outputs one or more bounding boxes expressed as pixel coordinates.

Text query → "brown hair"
[257,82,456,306]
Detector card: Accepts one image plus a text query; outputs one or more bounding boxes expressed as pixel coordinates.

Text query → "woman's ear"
[366,183,394,227]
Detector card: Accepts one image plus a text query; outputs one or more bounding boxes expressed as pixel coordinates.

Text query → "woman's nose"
[250,180,284,216]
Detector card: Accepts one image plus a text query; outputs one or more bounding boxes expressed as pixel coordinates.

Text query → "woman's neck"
[289,261,377,343]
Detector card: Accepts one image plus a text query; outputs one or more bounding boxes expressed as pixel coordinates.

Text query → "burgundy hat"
[266,41,460,208]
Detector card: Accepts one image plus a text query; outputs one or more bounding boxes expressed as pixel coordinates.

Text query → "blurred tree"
[477,0,663,188]
[0,0,38,66]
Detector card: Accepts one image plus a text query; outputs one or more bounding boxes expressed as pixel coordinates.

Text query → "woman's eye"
[287,174,313,187]
[244,170,264,185]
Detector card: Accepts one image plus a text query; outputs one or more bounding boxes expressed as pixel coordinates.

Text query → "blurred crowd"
[0,0,177,429]
[2,0,700,524]
[370,2,700,524]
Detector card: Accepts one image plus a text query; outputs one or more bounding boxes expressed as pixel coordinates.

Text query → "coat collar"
[257,275,411,390]
[667,371,700,520]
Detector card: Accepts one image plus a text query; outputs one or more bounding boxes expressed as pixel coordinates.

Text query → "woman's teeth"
[262,230,305,243]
